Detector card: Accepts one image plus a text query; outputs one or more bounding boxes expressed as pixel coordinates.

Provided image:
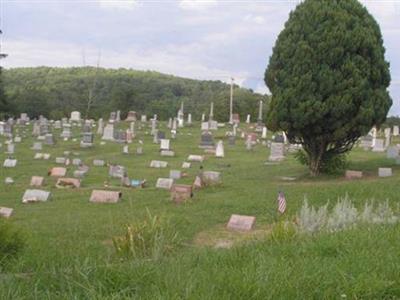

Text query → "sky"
[1,0,399,115]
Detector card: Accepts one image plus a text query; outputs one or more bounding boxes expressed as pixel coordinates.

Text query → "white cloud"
[2,38,247,86]
[255,82,269,95]
[179,0,218,11]
[98,0,138,10]
[244,14,265,25]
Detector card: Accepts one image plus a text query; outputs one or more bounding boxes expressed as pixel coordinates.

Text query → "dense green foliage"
[0,67,11,119]
[265,0,392,175]
[3,67,266,121]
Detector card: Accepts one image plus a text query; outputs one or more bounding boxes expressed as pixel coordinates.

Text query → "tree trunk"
[307,140,325,177]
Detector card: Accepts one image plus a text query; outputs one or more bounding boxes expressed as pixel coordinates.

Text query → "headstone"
[169,170,182,180]
[150,160,168,168]
[262,127,267,139]
[227,214,256,231]
[246,114,251,124]
[30,176,45,187]
[199,132,214,148]
[32,142,42,151]
[60,124,72,138]
[6,143,15,154]
[386,146,398,159]
[360,135,373,149]
[215,140,224,158]
[228,136,236,146]
[3,159,17,168]
[141,115,147,122]
[89,190,121,203]
[151,119,157,136]
[160,150,175,157]
[72,158,82,166]
[156,178,174,190]
[102,123,115,141]
[201,171,222,185]
[109,165,126,179]
[22,189,51,203]
[160,139,170,151]
[5,177,14,184]
[109,112,117,123]
[269,142,285,161]
[170,184,192,203]
[209,120,218,131]
[70,111,81,122]
[126,111,137,122]
[0,207,13,218]
[55,178,81,188]
[49,167,67,177]
[201,122,210,131]
[80,132,94,148]
[182,162,191,169]
[345,170,363,179]
[93,159,105,166]
[116,110,121,122]
[55,157,67,164]
[122,145,129,154]
[378,168,392,177]
[54,120,62,129]
[97,118,104,135]
[232,114,240,125]
[126,129,133,143]
[372,139,385,152]
[114,129,127,143]
[393,126,399,137]
[187,155,204,162]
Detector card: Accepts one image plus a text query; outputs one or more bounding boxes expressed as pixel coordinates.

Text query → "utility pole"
[229,77,234,124]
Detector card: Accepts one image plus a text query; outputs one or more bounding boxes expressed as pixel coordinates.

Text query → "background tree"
[0,67,12,118]
[265,0,392,176]
[3,67,265,121]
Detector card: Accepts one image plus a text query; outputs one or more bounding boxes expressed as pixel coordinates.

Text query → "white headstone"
[378,168,392,177]
[372,139,385,152]
[150,160,168,168]
[393,126,399,136]
[215,140,224,158]
[70,111,81,122]
[156,178,174,190]
[160,139,170,151]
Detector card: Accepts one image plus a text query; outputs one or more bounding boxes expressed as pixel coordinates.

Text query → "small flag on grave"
[277,191,286,214]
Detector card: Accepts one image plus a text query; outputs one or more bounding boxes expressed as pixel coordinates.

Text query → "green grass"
[0,122,399,299]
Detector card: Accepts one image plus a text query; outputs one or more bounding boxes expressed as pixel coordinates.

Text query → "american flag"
[277,191,286,214]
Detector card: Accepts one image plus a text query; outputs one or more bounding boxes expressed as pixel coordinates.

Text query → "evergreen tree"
[265,0,392,176]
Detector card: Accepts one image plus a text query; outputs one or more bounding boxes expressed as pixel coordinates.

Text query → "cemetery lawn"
[1,123,400,299]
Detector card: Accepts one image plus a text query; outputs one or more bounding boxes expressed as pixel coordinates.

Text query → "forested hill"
[3,67,267,121]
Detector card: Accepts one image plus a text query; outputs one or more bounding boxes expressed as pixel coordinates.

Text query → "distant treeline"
[2,67,267,121]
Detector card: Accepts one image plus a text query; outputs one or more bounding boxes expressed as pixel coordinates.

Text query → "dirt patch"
[193,224,272,249]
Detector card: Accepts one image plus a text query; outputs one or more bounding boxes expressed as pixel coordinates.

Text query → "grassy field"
[1,121,399,299]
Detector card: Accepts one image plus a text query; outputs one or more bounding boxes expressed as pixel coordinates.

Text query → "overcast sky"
[1,0,399,115]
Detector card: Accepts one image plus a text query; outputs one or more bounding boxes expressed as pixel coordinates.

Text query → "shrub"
[295,150,348,175]
[269,221,297,243]
[297,196,399,234]
[112,211,181,260]
[0,220,25,266]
